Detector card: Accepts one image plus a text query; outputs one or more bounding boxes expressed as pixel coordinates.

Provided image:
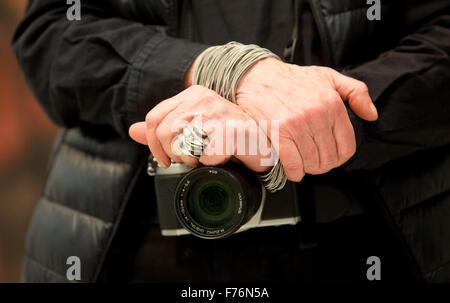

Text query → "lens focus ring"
[174,165,261,239]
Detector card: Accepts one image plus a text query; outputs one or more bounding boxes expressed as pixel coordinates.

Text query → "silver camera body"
[149,157,301,239]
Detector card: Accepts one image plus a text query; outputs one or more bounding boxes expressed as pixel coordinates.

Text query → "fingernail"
[370,103,378,119]
[155,158,169,168]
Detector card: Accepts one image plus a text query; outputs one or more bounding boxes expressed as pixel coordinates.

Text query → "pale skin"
[129,55,378,182]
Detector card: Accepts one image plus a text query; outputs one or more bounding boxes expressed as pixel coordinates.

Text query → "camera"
[148,156,301,239]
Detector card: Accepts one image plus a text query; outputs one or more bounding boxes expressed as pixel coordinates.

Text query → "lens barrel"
[174,164,262,239]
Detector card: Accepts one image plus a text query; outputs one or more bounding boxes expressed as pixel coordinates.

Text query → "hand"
[235,58,378,182]
[129,85,273,172]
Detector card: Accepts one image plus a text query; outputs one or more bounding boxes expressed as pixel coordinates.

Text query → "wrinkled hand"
[235,58,378,181]
[129,85,273,172]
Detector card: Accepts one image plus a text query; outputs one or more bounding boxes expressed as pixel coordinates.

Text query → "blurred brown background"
[0,1,58,282]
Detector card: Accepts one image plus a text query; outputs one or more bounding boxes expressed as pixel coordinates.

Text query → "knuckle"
[323,66,334,73]
[145,112,155,126]
[287,171,304,182]
[283,160,302,174]
[356,81,369,94]
[189,87,220,106]
[310,65,323,73]
[198,93,219,106]
[306,92,340,120]
[321,92,343,119]
[155,126,167,141]
[317,66,334,79]
[321,90,341,105]
[321,159,338,172]
[320,150,339,171]
[303,163,319,174]
[301,148,319,173]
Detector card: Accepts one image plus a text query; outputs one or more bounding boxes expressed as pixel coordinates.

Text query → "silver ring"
[177,125,209,159]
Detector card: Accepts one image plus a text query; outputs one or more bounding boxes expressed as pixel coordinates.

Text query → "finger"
[129,122,147,145]
[171,134,201,168]
[145,97,184,168]
[278,137,305,182]
[197,118,231,167]
[157,110,195,164]
[146,116,172,168]
[180,154,202,168]
[223,120,270,172]
[308,115,338,174]
[331,70,378,121]
[199,132,232,167]
[332,103,356,166]
[289,120,320,174]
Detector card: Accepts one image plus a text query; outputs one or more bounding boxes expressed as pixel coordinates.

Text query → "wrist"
[236,57,286,96]
[192,42,280,103]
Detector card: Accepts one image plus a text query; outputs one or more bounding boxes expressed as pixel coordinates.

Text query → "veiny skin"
[129,57,378,182]
[132,85,272,172]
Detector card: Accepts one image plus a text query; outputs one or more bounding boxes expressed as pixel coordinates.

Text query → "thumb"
[330,70,378,121]
[129,122,148,145]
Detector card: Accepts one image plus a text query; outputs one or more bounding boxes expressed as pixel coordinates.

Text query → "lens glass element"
[174,165,262,239]
[188,180,234,228]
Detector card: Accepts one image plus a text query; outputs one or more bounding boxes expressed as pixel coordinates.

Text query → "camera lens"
[189,181,234,228]
[174,164,262,239]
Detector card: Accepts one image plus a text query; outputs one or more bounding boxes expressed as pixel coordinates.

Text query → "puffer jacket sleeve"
[341,1,450,171]
[12,0,209,137]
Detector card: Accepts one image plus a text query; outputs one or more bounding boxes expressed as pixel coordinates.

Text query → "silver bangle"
[192,42,288,192]
[256,160,287,193]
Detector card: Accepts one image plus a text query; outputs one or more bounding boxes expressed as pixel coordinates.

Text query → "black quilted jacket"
[12,0,450,282]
